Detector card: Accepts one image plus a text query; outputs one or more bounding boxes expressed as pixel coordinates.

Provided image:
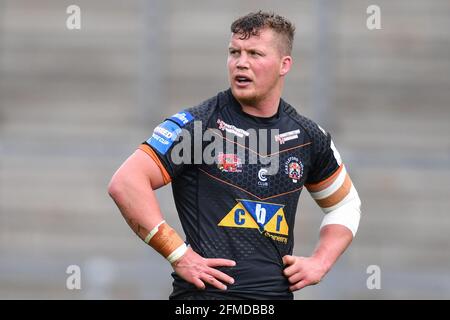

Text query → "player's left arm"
[283,129,361,292]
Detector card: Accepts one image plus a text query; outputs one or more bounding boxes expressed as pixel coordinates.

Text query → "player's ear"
[280,55,292,76]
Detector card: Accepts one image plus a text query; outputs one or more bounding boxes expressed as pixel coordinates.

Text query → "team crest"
[217,152,242,173]
[284,156,303,183]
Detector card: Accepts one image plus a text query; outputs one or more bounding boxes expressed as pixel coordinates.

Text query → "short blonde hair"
[230,11,295,55]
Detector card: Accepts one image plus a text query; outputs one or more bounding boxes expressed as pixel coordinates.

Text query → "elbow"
[108,173,125,201]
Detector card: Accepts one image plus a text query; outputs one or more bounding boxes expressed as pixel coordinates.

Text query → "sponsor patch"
[216,119,250,138]
[148,120,182,155]
[168,111,194,127]
[275,129,300,144]
[258,168,269,187]
[218,199,289,243]
[217,153,242,172]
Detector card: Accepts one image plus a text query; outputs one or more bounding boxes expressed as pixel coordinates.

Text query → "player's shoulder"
[282,100,329,143]
[182,90,228,124]
[158,90,226,137]
[145,91,225,157]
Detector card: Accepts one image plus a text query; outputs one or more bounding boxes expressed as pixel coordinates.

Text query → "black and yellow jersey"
[139,89,343,300]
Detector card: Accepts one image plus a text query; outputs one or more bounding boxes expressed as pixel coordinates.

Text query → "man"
[108,11,361,300]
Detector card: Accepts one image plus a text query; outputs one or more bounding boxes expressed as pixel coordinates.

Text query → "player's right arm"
[108,149,235,290]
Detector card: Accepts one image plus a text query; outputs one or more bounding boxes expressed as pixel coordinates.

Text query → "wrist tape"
[144,220,187,263]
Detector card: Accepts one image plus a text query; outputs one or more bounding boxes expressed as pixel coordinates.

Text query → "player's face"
[227,28,289,106]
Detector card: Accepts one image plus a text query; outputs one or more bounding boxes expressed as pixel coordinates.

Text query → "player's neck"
[239,88,283,118]
[240,102,278,118]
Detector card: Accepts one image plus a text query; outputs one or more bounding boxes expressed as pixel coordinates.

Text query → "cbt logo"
[218,199,289,243]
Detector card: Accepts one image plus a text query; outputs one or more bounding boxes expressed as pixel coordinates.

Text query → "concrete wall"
[1,0,449,299]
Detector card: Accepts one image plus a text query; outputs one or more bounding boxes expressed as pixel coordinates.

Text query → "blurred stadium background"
[1,0,449,299]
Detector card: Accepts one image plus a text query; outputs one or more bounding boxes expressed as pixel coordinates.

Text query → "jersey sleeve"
[305,124,355,213]
[138,110,197,184]
[305,125,342,185]
[305,124,361,236]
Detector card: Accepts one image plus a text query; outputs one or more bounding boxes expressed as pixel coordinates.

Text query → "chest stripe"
[198,168,303,201]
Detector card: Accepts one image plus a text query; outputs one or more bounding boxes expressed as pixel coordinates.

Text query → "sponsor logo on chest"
[218,199,289,243]
[258,168,269,187]
[216,119,250,138]
[275,129,300,144]
[217,152,242,173]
